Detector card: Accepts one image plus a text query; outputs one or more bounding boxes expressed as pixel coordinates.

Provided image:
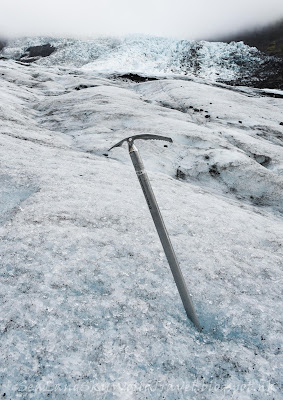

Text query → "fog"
[1,0,283,40]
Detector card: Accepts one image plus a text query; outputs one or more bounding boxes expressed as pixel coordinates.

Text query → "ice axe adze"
[109,134,202,331]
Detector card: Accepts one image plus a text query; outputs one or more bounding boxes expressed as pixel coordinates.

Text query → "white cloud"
[1,0,283,39]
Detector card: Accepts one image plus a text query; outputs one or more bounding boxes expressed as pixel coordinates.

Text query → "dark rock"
[239,121,242,123]
[248,153,271,167]
[255,155,271,167]
[258,89,283,99]
[194,108,200,112]
[222,54,283,90]
[75,84,98,90]
[205,114,210,118]
[18,43,56,63]
[114,73,158,83]
[25,43,56,57]
[176,168,186,180]
[280,122,283,126]
[209,164,220,177]
[157,101,188,113]
[17,57,39,64]
[75,84,89,90]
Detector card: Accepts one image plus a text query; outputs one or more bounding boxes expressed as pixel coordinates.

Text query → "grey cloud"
[1,0,283,39]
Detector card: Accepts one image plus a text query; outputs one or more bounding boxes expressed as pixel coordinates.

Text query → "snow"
[0,42,282,400]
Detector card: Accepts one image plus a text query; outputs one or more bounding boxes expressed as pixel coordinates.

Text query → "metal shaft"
[128,140,202,331]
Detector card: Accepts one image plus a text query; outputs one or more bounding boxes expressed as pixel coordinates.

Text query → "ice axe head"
[108,134,173,151]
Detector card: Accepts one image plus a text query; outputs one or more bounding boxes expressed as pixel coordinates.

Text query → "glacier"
[1,35,264,82]
[0,37,282,399]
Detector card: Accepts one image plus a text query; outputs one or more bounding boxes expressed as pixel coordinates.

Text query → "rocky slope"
[217,19,283,89]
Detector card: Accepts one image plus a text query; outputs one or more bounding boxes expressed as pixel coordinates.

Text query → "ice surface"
[0,48,282,400]
[0,176,37,226]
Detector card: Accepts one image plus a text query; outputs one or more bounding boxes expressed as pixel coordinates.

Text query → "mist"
[1,0,283,40]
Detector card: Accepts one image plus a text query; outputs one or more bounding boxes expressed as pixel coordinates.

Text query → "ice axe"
[109,134,202,331]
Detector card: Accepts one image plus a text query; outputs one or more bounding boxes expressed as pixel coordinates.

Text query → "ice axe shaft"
[109,135,201,331]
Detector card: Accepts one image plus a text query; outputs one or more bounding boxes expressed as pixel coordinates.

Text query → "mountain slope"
[219,18,283,57]
[216,19,283,89]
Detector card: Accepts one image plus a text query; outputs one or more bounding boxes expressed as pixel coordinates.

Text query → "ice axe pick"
[109,134,202,331]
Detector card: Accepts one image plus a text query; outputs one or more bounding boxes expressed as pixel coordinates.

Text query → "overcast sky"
[1,0,283,40]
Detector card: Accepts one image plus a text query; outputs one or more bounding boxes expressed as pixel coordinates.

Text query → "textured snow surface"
[0,59,282,399]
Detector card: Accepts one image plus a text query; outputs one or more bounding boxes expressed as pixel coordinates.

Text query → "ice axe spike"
[109,134,202,331]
